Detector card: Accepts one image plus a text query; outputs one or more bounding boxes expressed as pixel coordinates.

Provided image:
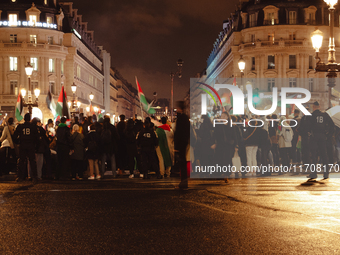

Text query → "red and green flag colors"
[15,92,24,122]
[55,86,70,119]
[135,77,156,115]
[46,89,56,117]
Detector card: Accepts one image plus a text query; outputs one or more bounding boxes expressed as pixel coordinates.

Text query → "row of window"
[9,57,63,73]
[76,65,101,89]
[246,6,317,28]
[248,55,314,71]
[249,32,296,43]
[7,13,54,26]
[8,80,56,95]
[11,0,50,4]
[9,34,59,45]
[266,78,315,92]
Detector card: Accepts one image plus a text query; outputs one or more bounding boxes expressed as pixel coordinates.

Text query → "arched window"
[263,6,279,25]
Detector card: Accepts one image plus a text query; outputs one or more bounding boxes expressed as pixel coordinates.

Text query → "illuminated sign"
[73,29,82,39]
[0,21,57,29]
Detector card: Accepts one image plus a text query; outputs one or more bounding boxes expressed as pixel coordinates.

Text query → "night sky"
[71,0,238,102]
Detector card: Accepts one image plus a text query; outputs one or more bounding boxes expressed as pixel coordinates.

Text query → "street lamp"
[89,92,94,102]
[22,61,39,115]
[170,59,183,122]
[238,55,246,75]
[70,83,79,117]
[238,55,246,94]
[311,0,339,108]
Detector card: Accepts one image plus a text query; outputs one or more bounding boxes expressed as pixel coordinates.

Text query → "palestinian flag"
[135,77,156,114]
[15,92,24,122]
[98,110,103,119]
[90,104,94,115]
[46,90,56,117]
[55,86,70,119]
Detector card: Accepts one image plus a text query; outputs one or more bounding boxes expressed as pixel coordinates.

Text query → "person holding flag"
[135,77,156,116]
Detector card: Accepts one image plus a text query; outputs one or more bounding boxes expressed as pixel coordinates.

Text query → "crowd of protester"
[193,101,337,181]
[0,102,191,188]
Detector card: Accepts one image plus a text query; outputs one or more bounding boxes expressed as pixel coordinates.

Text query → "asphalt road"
[0,176,340,254]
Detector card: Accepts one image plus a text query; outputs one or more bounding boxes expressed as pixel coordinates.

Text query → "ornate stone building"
[201,0,340,116]
[0,0,140,123]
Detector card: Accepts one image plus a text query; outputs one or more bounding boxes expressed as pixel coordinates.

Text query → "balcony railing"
[263,19,279,25]
[285,40,303,46]
[306,19,316,25]
[249,21,257,27]
[0,42,68,53]
[239,39,309,50]
[261,41,279,46]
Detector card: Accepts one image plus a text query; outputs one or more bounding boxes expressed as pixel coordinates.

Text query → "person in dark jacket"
[56,117,71,180]
[32,118,49,180]
[82,117,89,137]
[137,117,159,179]
[308,101,335,180]
[116,115,127,175]
[100,116,119,177]
[13,113,38,183]
[70,124,85,180]
[258,125,272,175]
[197,115,214,167]
[125,119,138,178]
[291,109,301,164]
[268,114,280,166]
[85,124,101,179]
[174,102,190,188]
[211,112,235,180]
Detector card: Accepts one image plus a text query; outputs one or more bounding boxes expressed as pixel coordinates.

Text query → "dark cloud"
[70,0,238,101]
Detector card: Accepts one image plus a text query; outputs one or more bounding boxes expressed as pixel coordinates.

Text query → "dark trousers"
[310,134,329,178]
[291,137,298,163]
[140,149,159,176]
[279,148,290,168]
[57,147,69,179]
[301,136,311,165]
[271,144,280,166]
[0,147,9,176]
[43,150,52,178]
[178,151,187,186]
[18,145,37,179]
[260,148,269,166]
[71,159,84,178]
[126,148,137,175]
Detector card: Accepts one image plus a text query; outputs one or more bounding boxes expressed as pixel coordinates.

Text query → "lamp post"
[70,83,79,117]
[22,62,40,115]
[238,55,246,88]
[311,0,339,108]
[89,92,94,116]
[170,59,183,122]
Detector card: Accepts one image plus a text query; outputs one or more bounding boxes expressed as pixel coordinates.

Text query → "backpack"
[100,128,112,145]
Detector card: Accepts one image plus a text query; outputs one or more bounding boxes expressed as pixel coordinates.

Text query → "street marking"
[303,225,340,236]
[185,200,238,215]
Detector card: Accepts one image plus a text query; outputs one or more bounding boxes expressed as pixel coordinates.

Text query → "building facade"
[200,0,340,118]
[0,0,141,124]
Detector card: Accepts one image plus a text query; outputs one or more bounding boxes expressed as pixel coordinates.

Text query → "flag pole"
[135,76,144,120]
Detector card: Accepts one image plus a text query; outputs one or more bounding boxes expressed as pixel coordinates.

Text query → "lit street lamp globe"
[311,29,324,52]
[25,62,34,76]
[238,56,246,73]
